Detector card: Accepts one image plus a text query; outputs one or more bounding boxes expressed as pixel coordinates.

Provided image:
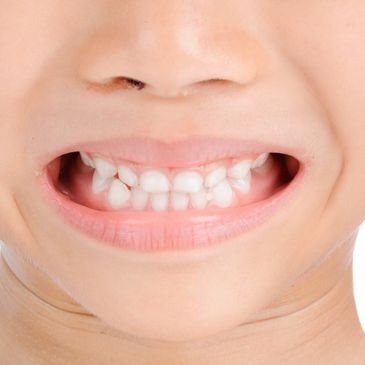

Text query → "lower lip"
[40,161,307,252]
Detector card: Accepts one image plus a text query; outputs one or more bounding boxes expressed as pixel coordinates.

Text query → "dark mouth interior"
[48,152,300,209]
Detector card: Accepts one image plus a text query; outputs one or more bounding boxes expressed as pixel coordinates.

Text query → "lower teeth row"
[79,152,272,211]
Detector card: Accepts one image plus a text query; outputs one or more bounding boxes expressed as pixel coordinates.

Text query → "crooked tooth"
[209,179,233,208]
[140,170,170,193]
[130,186,149,210]
[80,152,95,168]
[92,171,113,194]
[204,166,226,188]
[151,192,169,212]
[229,170,252,194]
[107,179,131,209]
[190,189,208,209]
[252,153,269,169]
[171,192,189,211]
[118,165,138,187]
[94,156,117,178]
[227,160,252,179]
[172,171,203,193]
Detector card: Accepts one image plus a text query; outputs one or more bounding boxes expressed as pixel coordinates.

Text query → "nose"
[77,2,264,98]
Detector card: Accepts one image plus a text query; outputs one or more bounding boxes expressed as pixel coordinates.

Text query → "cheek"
[267,2,365,225]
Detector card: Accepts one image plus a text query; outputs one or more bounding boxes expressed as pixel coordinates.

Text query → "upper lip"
[47,136,307,168]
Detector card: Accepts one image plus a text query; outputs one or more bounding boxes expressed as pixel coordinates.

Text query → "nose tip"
[77,8,262,98]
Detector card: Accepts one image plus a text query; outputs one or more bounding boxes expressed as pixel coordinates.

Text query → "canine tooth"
[227,160,251,179]
[92,171,113,194]
[209,179,233,208]
[190,189,208,209]
[171,192,189,211]
[80,152,95,168]
[252,153,269,169]
[151,193,169,212]
[204,166,226,188]
[107,179,131,209]
[118,165,138,187]
[172,171,203,193]
[140,170,170,193]
[94,157,117,178]
[229,171,251,194]
[130,186,149,210]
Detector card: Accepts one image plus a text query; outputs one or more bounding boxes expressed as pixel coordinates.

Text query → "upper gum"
[87,152,266,175]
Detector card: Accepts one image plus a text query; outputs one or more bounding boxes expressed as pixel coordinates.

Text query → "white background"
[353,222,365,332]
[0,224,364,332]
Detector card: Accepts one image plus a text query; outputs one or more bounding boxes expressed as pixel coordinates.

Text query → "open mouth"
[41,141,304,252]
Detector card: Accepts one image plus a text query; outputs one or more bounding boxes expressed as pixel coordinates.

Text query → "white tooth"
[190,189,208,209]
[80,152,95,168]
[204,166,226,188]
[93,156,117,178]
[140,170,170,193]
[251,153,269,169]
[227,160,252,179]
[107,179,131,209]
[229,171,252,194]
[209,179,233,208]
[92,171,113,193]
[130,186,149,210]
[172,171,203,193]
[118,165,138,187]
[151,193,169,212]
[171,192,189,211]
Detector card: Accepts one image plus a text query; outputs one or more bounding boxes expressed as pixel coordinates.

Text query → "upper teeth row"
[80,152,270,211]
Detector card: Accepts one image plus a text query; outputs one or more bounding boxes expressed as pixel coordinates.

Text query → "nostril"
[119,77,146,90]
[86,76,146,93]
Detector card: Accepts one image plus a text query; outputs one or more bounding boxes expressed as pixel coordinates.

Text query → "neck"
[0,236,364,365]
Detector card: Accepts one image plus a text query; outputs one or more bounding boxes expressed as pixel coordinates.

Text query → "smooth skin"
[1,1,365,364]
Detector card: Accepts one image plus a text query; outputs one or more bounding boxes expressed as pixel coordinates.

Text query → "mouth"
[40,137,306,252]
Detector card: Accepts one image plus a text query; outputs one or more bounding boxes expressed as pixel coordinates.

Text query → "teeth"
[251,153,269,169]
[172,171,203,193]
[171,192,189,211]
[140,170,170,193]
[227,160,252,179]
[94,157,117,178]
[85,151,272,211]
[130,186,149,210]
[190,189,208,209]
[80,152,95,168]
[204,166,226,188]
[92,171,113,194]
[229,170,252,194]
[151,192,169,212]
[107,179,131,209]
[209,179,234,208]
[118,165,138,187]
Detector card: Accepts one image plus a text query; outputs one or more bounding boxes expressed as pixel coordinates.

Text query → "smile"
[40,137,308,252]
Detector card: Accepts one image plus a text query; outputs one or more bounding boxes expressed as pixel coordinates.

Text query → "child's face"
[1,1,365,341]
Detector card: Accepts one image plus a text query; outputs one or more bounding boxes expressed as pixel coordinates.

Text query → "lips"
[39,136,308,252]
[41,135,308,168]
